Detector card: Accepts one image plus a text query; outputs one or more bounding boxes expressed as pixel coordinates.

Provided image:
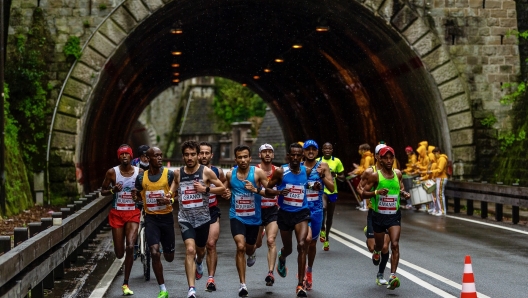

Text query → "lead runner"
[360,146,410,290]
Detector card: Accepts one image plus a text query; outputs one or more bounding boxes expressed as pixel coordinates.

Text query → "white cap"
[259,143,274,152]
[375,144,387,155]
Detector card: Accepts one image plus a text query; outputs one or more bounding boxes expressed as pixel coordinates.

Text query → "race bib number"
[377,194,398,214]
[209,184,216,205]
[284,184,305,206]
[180,182,204,209]
[235,193,256,216]
[261,186,277,207]
[116,192,135,210]
[145,190,166,211]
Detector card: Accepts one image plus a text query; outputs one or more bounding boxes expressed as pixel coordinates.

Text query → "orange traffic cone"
[461,255,477,298]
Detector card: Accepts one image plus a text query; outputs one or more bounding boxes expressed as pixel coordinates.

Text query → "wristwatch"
[205,186,210,193]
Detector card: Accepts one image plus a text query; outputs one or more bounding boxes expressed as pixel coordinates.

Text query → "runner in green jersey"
[360,146,410,291]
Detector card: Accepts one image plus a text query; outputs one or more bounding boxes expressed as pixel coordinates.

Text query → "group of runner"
[102,140,409,297]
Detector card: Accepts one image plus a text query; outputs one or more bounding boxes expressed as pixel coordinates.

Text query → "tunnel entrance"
[49,0,470,194]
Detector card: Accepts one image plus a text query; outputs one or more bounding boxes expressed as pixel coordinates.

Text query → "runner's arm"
[222,171,232,200]
[247,168,273,197]
[396,170,411,199]
[204,167,226,195]
[360,170,379,200]
[101,168,118,196]
[320,163,335,192]
[217,167,226,183]
[264,167,283,196]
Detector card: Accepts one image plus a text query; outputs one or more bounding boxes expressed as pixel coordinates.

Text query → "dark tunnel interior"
[83,0,448,190]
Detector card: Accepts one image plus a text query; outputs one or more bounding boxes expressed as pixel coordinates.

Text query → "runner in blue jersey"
[300,140,334,291]
[264,142,314,297]
[222,145,270,297]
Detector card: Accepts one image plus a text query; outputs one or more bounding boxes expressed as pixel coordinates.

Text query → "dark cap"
[137,145,150,156]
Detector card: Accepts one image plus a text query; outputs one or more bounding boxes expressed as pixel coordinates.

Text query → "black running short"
[179,221,210,248]
[371,209,401,234]
[209,205,221,224]
[145,213,175,253]
[230,218,260,245]
[366,209,375,239]
[277,208,311,232]
[260,205,278,226]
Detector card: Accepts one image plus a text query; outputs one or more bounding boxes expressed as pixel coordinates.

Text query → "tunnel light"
[274,57,284,63]
[170,28,183,34]
[172,78,180,83]
[316,25,330,32]
[242,83,247,87]
[292,43,303,49]
[171,50,182,56]
[253,76,260,80]
[173,72,180,76]
[171,63,180,68]
[263,68,272,73]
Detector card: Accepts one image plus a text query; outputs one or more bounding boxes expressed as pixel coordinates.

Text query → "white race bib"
[145,190,167,211]
[235,193,256,216]
[284,184,305,206]
[377,194,398,214]
[180,182,204,209]
[116,192,136,210]
[261,186,277,207]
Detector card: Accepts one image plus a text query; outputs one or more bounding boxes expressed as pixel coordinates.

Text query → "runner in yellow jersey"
[317,142,345,251]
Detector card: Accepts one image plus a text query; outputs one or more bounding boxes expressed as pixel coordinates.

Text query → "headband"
[117,146,133,159]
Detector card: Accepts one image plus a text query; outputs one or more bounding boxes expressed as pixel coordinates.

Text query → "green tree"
[213,77,267,133]
[5,7,54,172]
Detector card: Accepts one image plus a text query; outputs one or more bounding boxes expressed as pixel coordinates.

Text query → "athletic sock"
[123,279,128,285]
[378,252,390,274]
[268,270,273,274]
[208,275,214,279]
[160,284,167,291]
[189,286,195,290]
[240,283,246,288]
[306,266,312,273]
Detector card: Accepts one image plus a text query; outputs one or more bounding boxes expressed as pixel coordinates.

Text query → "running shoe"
[434,211,444,216]
[238,285,249,297]
[122,285,134,295]
[376,273,388,285]
[372,250,381,265]
[387,275,400,290]
[319,230,326,242]
[304,270,313,290]
[296,285,308,297]
[157,290,169,298]
[247,254,256,267]
[187,287,196,298]
[277,251,288,278]
[323,241,329,251]
[195,260,203,280]
[265,272,275,286]
[206,277,217,292]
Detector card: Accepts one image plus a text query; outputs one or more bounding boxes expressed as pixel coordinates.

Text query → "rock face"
[6,0,526,195]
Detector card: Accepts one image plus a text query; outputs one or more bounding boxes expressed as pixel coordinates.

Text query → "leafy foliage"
[5,7,54,172]
[498,129,526,151]
[3,84,34,216]
[63,36,82,60]
[480,115,497,128]
[500,82,526,104]
[213,77,267,133]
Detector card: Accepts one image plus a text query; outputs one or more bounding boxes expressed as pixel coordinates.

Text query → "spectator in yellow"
[413,141,429,175]
[352,143,374,176]
[402,146,417,174]
[420,145,437,181]
[430,147,448,215]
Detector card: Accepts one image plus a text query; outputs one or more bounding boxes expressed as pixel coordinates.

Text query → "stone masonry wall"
[426,0,520,172]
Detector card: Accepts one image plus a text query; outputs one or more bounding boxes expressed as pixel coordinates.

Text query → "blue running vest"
[303,161,324,212]
[278,165,309,212]
[229,166,262,225]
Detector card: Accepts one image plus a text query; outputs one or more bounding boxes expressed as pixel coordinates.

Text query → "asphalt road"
[100,195,528,297]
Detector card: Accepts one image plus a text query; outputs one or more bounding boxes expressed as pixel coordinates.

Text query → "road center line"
[332,228,490,298]
[445,215,528,235]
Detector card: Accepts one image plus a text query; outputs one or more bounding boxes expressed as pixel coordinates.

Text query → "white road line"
[332,228,491,298]
[446,215,528,235]
[88,257,124,298]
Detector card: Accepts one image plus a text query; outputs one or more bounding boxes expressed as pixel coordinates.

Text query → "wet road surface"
[100,195,528,297]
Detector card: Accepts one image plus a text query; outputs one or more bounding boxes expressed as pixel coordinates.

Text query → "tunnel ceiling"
[87,0,447,184]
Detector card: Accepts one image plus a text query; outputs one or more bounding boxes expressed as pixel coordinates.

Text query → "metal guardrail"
[0,191,110,298]
[445,180,528,224]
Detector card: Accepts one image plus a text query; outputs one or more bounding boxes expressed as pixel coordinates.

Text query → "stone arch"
[47,0,474,193]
